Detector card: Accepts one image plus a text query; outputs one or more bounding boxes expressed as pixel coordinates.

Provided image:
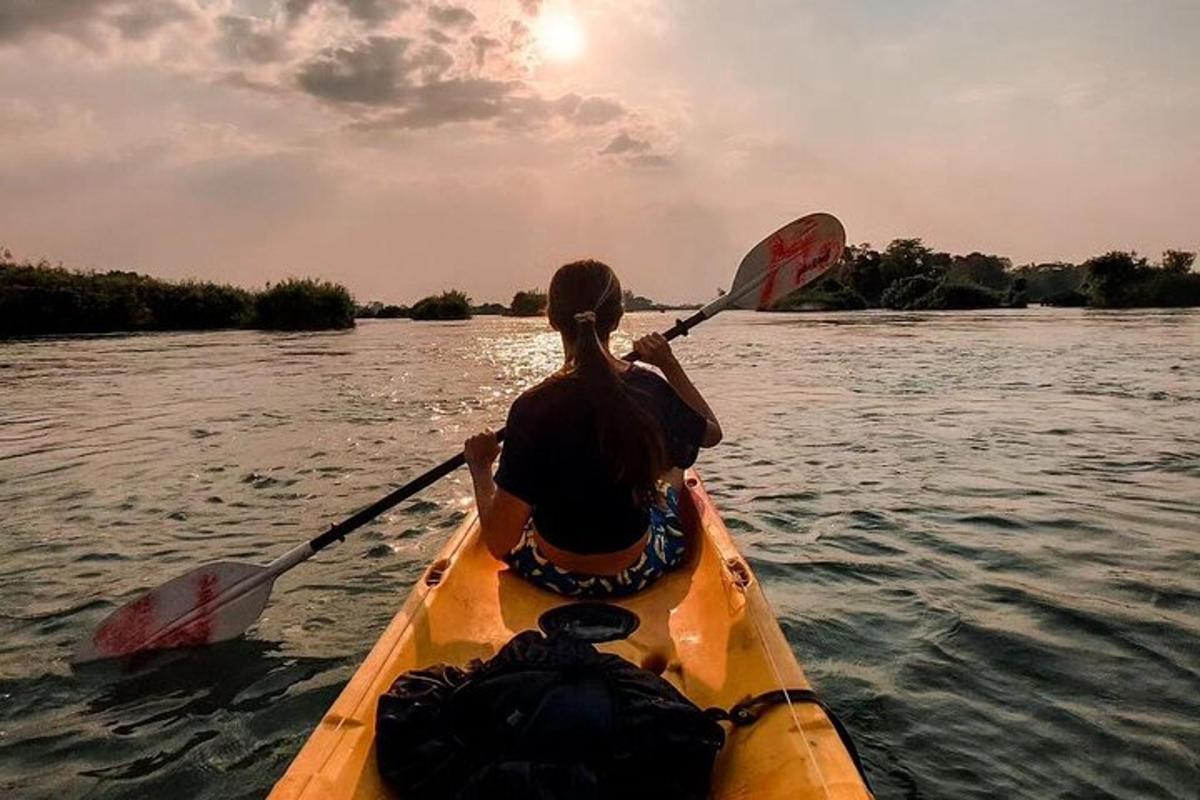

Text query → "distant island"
[770,240,1199,312]
[356,288,700,321]
[0,248,354,336]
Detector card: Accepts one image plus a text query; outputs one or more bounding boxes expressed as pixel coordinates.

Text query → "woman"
[463,259,722,597]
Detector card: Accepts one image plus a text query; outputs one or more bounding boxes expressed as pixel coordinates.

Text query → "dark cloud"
[518,0,541,16]
[297,36,463,106]
[413,44,455,80]
[600,131,669,166]
[297,36,414,105]
[379,78,519,128]
[426,28,454,45]
[285,0,409,25]
[574,97,625,126]
[599,131,651,155]
[427,5,476,29]
[219,16,286,64]
[343,79,619,132]
[109,1,194,41]
[0,0,193,46]
[470,34,502,67]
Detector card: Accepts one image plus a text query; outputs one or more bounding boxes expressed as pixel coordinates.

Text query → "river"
[1,309,1197,799]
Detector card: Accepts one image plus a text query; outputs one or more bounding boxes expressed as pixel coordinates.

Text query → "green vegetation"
[410,290,472,321]
[621,289,699,312]
[1083,251,1200,308]
[254,279,355,331]
[510,289,547,317]
[1012,262,1089,304]
[771,278,867,311]
[472,302,507,315]
[356,301,409,319]
[1,250,354,336]
[770,239,1198,312]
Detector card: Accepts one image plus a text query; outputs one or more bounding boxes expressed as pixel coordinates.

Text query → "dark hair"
[548,260,667,500]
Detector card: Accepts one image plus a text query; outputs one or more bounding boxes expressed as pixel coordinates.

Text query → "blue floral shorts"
[504,487,687,598]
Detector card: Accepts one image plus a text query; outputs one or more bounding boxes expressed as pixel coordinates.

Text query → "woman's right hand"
[633,332,680,372]
[464,429,500,474]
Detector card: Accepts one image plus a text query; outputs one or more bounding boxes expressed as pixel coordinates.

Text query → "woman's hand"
[464,429,500,474]
[633,332,680,372]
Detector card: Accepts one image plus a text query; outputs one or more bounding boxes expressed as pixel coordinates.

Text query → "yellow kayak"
[270,473,872,799]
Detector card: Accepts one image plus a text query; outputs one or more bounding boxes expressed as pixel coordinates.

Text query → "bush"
[510,289,547,317]
[410,290,472,321]
[1042,289,1087,307]
[880,274,940,309]
[915,282,1003,310]
[1125,271,1200,307]
[771,278,867,311]
[356,302,408,318]
[252,278,355,330]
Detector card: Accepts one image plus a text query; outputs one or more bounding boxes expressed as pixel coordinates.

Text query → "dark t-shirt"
[494,366,708,554]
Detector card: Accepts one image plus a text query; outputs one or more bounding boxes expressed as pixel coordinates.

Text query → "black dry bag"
[375,628,725,800]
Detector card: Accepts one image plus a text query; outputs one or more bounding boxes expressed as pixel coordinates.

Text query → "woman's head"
[545,259,666,501]
[547,259,623,344]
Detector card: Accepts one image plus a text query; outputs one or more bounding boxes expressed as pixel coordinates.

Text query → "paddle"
[74,212,846,663]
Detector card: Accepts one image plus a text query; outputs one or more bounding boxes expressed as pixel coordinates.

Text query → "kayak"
[269,472,872,799]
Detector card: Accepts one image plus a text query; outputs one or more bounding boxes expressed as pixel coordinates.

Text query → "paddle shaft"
[307,303,723,554]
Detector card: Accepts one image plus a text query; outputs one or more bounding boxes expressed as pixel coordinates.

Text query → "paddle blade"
[74,561,274,663]
[728,213,846,310]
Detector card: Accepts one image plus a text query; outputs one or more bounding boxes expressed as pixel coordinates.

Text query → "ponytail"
[549,261,667,501]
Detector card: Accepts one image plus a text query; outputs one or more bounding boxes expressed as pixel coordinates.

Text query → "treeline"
[775,240,1199,311]
[1,251,355,336]
[357,288,696,321]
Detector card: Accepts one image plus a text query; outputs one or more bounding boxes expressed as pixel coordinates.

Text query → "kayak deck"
[270,473,871,799]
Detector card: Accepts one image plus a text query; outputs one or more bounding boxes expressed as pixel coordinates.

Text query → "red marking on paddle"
[90,570,220,657]
[92,593,157,657]
[160,572,218,649]
[758,228,819,308]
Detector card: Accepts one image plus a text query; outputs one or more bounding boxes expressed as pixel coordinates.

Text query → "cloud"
[599,130,670,167]
[426,27,454,45]
[218,15,287,64]
[0,0,195,47]
[427,5,476,29]
[297,36,458,105]
[470,34,501,67]
[284,0,409,25]
[518,0,541,17]
[346,80,598,131]
[599,131,651,155]
[574,96,625,126]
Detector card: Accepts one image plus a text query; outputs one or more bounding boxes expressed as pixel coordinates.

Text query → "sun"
[536,9,586,62]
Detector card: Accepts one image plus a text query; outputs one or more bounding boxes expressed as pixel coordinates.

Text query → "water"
[1,309,1197,799]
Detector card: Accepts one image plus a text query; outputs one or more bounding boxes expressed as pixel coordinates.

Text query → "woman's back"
[496,365,707,555]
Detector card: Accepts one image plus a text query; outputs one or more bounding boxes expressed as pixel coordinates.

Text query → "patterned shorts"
[504,487,687,598]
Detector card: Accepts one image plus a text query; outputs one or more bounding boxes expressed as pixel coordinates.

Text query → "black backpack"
[376,604,871,799]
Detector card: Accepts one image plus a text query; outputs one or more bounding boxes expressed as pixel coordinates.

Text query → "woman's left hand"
[464,429,501,473]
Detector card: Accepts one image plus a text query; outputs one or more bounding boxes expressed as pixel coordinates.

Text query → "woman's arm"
[633,333,723,447]
[464,430,532,559]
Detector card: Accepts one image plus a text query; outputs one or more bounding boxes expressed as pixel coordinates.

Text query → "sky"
[0,0,1197,304]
